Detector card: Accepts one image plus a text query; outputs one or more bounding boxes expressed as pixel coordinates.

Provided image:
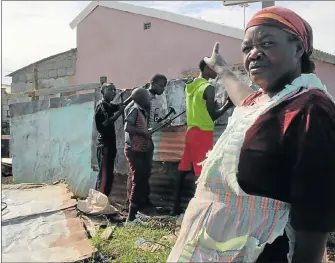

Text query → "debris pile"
[2,183,95,262]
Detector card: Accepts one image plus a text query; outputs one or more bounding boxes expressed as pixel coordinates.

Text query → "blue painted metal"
[10,94,97,198]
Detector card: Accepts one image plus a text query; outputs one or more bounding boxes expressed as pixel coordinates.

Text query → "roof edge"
[7,48,77,77]
[69,1,99,29]
[69,1,245,40]
[312,49,335,65]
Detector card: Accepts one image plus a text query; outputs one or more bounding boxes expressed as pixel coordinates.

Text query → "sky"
[2,1,335,85]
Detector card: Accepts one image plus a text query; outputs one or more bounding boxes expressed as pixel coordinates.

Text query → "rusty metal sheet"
[109,162,196,210]
[152,126,186,162]
[149,162,196,209]
[152,125,228,162]
[1,183,95,262]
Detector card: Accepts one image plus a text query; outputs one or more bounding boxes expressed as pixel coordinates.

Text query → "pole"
[244,5,246,28]
[223,1,275,9]
[100,76,107,85]
[239,3,249,29]
[262,1,275,8]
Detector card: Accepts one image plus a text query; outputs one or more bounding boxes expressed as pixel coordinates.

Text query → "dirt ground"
[2,175,334,262]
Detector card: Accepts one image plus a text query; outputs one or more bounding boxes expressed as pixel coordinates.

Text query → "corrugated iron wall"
[111,162,197,209]
[152,125,229,162]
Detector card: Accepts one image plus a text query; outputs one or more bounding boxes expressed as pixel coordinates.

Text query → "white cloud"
[2,1,334,85]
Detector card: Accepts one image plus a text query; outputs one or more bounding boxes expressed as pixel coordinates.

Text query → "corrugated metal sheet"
[152,124,229,162]
[110,162,196,210]
[2,183,95,262]
[111,124,231,209]
[152,126,186,162]
[149,162,196,209]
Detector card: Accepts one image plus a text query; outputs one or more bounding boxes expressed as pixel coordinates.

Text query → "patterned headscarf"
[246,6,313,56]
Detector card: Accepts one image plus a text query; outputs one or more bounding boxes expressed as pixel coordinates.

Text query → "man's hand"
[204,43,229,74]
[164,119,173,126]
[225,97,234,108]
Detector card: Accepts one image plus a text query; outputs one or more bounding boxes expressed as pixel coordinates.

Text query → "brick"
[18,74,26,82]
[53,59,63,69]
[38,70,49,79]
[57,68,67,77]
[65,60,73,68]
[44,61,55,70]
[38,79,51,89]
[25,73,34,82]
[12,75,19,83]
[11,82,28,93]
[38,62,48,71]
[67,67,76,76]
[49,69,57,78]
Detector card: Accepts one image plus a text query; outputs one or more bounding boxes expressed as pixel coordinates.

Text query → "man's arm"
[103,104,126,127]
[94,107,107,135]
[124,108,150,139]
[203,85,233,121]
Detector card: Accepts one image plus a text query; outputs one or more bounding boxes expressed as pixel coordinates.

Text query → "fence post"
[100,76,107,85]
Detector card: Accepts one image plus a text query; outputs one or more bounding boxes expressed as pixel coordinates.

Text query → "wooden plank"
[1,158,12,165]
[3,83,101,100]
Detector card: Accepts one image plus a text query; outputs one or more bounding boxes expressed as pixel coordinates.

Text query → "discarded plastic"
[135,237,147,247]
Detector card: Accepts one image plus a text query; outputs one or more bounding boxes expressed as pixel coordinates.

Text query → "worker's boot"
[169,172,186,216]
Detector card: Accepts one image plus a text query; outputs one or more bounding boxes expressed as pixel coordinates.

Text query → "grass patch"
[91,224,174,263]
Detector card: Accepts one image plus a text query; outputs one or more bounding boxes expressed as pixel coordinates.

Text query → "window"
[6,110,10,117]
[144,22,151,30]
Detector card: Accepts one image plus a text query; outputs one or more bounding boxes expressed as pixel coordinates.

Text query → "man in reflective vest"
[170,58,233,216]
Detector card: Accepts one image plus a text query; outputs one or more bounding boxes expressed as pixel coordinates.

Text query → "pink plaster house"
[70,1,335,96]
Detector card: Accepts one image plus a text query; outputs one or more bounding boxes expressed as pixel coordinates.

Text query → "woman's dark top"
[237,89,335,232]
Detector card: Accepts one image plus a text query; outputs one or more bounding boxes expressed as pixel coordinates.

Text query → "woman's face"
[242,25,303,93]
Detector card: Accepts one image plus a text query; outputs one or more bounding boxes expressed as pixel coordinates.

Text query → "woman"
[167,6,335,263]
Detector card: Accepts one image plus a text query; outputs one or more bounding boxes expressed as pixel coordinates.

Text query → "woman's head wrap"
[246,6,313,56]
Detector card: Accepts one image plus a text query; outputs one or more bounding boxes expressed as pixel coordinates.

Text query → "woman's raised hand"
[204,42,229,74]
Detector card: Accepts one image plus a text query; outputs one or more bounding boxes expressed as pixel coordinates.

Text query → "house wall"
[10,49,77,94]
[314,60,335,98]
[75,6,244,89]
[75,6,335,94]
